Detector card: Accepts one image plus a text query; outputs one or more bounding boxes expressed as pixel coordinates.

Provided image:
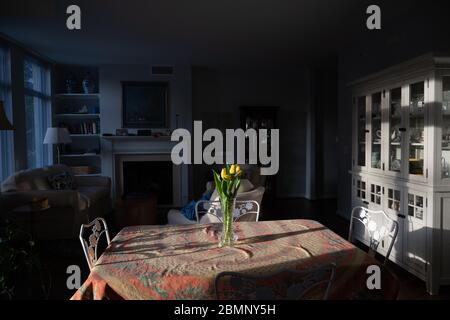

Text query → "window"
[24,57,52,168]
[0,45,14,181]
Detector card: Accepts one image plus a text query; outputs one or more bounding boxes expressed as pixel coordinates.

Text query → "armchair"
[167,179,265,225]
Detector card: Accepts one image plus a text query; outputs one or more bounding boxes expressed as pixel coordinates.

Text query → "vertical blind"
[24,56,52,169]
[0,45,14,182]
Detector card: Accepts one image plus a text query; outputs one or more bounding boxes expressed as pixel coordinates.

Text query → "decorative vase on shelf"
[213,164,242,247]
[65,73,77,93]
[82,72,95,94]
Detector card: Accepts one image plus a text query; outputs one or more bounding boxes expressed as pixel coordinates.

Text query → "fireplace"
[122,161,173,204]
[114,153,182,207]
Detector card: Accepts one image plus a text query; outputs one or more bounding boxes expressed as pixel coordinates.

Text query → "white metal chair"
[348,206,399,265]
[79,217,111,270]
[195,200,260,223]
[215,263,336,300]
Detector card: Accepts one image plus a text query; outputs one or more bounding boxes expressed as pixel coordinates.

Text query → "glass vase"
[219,196,237,247]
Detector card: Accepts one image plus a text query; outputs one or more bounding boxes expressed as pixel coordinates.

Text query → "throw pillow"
[237,179,254,193]
[47,172,77,190]
[180,200,197,221]
[180,189,214,221]
[209,179,255,202]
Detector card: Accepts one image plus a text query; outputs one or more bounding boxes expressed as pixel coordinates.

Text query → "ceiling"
[0,0,447,67]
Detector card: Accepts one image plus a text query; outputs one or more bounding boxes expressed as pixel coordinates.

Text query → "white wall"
[310,68,338,199]
[99,64,192,133]
[191,66,324,199]
[99,64,192,203]
[98,63,339,205]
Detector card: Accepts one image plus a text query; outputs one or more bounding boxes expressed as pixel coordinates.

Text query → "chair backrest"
[236,186,265,208]
[239,164,267,188]
[79,217,111,270]
[215,263,336,300]
[195,200,260,223]
[348,206,399,265]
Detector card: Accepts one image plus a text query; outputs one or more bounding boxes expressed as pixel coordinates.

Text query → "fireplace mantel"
[102,135,177,155]
[102,135,187,206]
[102,135,171,142]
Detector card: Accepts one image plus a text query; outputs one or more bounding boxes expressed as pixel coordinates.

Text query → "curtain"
[0,45,14,182]
[24,56,52,169]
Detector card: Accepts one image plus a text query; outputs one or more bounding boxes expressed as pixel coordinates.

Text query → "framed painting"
[122,81,168,128]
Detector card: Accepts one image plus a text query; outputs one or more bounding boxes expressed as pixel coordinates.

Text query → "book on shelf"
[60,120,100,135]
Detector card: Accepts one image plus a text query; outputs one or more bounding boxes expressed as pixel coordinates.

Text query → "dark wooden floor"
[34,197,450,299]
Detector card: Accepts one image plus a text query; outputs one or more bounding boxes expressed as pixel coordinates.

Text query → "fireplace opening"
[122,161,173,205]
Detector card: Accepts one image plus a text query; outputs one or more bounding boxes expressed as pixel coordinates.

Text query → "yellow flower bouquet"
[212,164,242,246]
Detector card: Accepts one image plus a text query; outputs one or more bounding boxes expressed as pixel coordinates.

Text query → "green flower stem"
[220,196,235,246]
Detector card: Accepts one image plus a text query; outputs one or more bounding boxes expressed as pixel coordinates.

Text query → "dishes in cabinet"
[376,130,382,138]
[410,94,425,109]
[371,159,381,168]
[391,159,401,171]
[442,128,450,142]
[442,157,450,178]
[391,127,401,142]
[409,159,423,175]
[390,200,400,211]
[410,128,424,143]
[391,103,402,117]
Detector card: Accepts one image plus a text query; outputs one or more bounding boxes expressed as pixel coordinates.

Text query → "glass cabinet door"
[370,92,382,170]
[405,191,426,273]
[408,193,424,221]
[387,187,401,213]
[354,177,367,207]
[369,183,382,207]
[441,76,450,179]
[385,185,403,263]
[408,81,425,176]
[388,88,403,173]
[356,96,367,167]
[356,179,366,200]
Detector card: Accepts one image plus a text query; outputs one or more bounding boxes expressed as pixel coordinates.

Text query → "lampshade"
[0,100,14,130]
[43,127,72,144]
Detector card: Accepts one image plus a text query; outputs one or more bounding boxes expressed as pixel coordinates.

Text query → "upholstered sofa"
[0,164,111,239]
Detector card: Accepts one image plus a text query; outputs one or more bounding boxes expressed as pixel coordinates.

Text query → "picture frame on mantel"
[116,128,129,136]
[122,81,169,128]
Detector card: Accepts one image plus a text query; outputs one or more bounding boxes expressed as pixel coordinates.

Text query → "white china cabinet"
[349,53,450,294]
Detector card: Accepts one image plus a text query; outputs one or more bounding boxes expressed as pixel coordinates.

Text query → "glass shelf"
[442,76,450,179]
[356,96,366,167]
[371,92,382,169]
[389,88,402,173]
[409,81,425,176]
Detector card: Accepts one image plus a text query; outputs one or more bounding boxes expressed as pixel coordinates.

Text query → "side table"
[12,203,51,238]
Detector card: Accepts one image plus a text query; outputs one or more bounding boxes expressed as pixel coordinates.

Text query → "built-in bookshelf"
[53,65,102,176]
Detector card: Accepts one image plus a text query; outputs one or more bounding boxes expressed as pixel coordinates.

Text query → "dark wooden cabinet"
[239,106,279,201]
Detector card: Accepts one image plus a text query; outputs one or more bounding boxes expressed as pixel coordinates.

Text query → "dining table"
[71,219,397,300]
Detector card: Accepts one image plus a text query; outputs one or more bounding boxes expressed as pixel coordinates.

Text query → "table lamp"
[0,100,14,130]
[43,127,72,164]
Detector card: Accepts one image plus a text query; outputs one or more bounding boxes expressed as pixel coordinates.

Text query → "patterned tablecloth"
[71,219,383,300]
